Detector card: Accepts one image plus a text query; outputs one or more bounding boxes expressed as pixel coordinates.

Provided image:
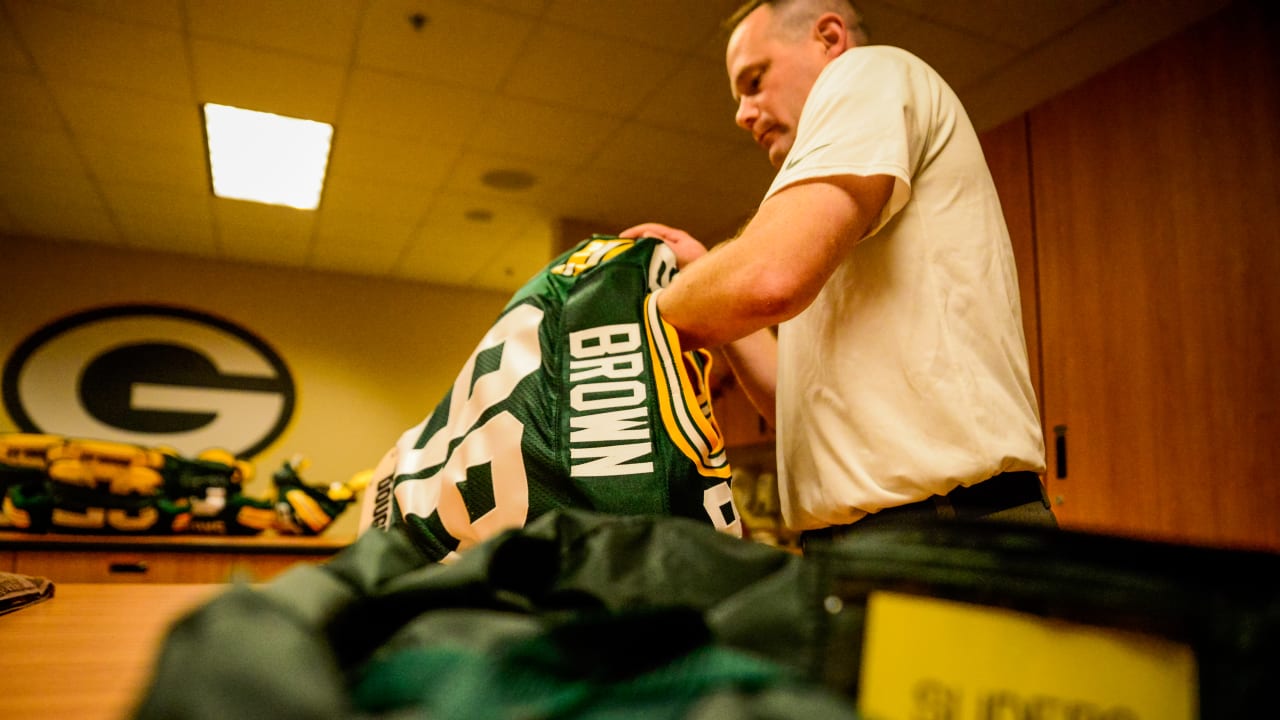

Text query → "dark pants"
[800,471,1056,548]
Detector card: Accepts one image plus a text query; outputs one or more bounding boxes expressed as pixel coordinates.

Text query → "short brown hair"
[724,0,869,45]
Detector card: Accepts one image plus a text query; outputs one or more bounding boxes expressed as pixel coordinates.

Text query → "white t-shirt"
[763,46,1046,530]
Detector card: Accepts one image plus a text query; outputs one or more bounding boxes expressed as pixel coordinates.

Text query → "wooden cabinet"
[967,2,1280,551]
[0,532,349,584]
[1025,0,1279,551]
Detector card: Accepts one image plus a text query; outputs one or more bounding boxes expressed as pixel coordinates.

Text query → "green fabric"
[133,509,1280,719]
[132,510,854,720]
[352,609,804,720]
[380,235,737,562]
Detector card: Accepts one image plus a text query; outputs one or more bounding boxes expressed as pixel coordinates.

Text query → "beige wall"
[1,235,510,538]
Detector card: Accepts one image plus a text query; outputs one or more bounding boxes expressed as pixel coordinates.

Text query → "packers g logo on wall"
[2,305,296,459]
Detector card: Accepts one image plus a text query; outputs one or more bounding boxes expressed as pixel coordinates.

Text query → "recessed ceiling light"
[203,103,333,211]
[481,169,537,191]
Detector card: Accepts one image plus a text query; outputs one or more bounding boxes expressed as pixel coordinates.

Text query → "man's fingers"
[620,222,674,239]
[621,223,696,243]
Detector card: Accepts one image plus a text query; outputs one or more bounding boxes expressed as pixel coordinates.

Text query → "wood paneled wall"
[981,0,1279,550]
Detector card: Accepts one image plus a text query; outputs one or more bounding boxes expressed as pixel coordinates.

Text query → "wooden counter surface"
[0,530,352,554]
[0,583,223,720]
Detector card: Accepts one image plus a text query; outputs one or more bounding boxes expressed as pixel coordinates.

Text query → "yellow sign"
[858,591,1197,720]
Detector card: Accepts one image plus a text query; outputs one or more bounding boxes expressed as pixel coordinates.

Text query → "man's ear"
[814,13,851,55]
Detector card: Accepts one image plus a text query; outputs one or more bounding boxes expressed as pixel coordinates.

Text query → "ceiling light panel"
[203,103,333,210]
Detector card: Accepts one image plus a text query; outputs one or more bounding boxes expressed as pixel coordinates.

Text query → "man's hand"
[620,222,708,268]
[621,223,777,424]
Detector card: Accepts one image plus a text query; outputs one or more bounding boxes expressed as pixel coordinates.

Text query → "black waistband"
[939,470,1046,517]
[803,471,1047,543]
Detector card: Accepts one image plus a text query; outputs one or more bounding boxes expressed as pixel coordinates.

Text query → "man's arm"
[622,172,891,423]
[718,327,778,427]
[650,173,895,348]
[619,223,781,424]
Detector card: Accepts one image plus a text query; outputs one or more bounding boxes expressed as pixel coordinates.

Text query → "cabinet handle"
[1053,425,1068,479]
[108,560,149,574]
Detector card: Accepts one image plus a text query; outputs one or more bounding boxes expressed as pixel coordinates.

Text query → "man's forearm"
[655,239,792,348]
[654,174,895,348]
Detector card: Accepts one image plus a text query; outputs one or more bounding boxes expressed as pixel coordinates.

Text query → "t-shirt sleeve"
[763,47,923,237]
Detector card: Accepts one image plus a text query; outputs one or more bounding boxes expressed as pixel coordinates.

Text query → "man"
[622,0,1052,545]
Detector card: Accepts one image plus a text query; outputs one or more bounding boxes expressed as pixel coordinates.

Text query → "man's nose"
[735,97,758,131]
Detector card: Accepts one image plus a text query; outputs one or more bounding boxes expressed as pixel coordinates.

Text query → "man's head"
[725,0,868,168]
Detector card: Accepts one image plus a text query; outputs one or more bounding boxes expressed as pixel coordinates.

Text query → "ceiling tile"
[326,129,462,190]
[466,222,554,292]
[438,193,549,242]
[3,196,119,244]
[8,0,190,99]
[961,0,1231,130]
[441,149,575,207]
[0,69,61,127]
[0,165,100,207]
[713,144,779,205]
[98,178,203,214]
[873,0,1111,50]
[856,0,918,35]
[79,136,208,191]
[0,7,33,70]
[213,198,315,267]
[191,39,346,123]
[49,81,204,148]
[542,165,672,233]
[309,210,414,276]
[185,0,363,64]
[472,0,552,17]
[588,122,746,189]
[0,166,116,242]
[544,157,764,246]
[466,96,622,167]
[357,0,536,92]
[650,186,763,244]
[0,201,17,233]
[31,0,183,30]
[0,124,84,174]
[126,225,215,255]
[0,0,1228,287]
[321,173,436,222]
[545,0,743,54]
[857,1,1019,90]
[339,68,490,141]
[102,183,215,254]
[395,193,545,285]
[635,57,745,144]
[694,21,733,62]
[500,24,682,116]
[308,241,402,276]
[313,204,417,254]
[705,211,757,250]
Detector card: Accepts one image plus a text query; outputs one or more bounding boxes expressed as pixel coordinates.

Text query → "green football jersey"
[359,236,739,562]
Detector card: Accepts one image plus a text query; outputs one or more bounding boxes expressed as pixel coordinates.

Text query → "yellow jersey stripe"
[643,292,730,478]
